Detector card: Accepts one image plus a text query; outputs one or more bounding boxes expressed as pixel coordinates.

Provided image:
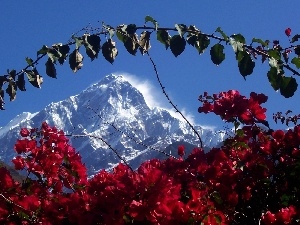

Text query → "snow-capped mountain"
[0,74,225,176]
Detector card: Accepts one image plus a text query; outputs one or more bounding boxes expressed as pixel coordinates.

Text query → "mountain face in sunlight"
[0,74,225,176]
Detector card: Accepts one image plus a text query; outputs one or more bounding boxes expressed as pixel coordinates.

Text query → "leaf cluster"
[1,16,300,110]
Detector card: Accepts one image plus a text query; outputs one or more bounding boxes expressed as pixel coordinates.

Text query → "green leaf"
[229,37,244,53]
[124,33,139,55]
[269,57,278,68]
[125,24,137,35]
[25,68,43,88]
[47,44,63,63]
[186,25,199,44]
[211,191,223,205]
[69,49,83,72]
[231,34,246,43]
[175,24,187,37]
[187,33,210,54]
[45,58,57,78]
[16,73,26,91]
[238,51,255,77]
[37,45,49,56]
[268,49,281,60]
[186,33,197,46]
[58,44,70,55]
[252,38,268,47]
[8,70,16,80]
[116,31,126,43]
[291,34,300,43]
[170,35,186,57]
[215,27,228,42]
[280,76,298,98]
[17,211,30,220]
[102,39,118,64]
[214,214,223,223]
[25,57,34,66]
[281,194,291,207]
[0,76,8,88]
[116,25,128,43]
[267,67,281,91]
[57,44,70,65]
[157,30,170,49]
[291,57,300,69]
[6,80,17,101]
[139,31,151,55]
[188,25,200,32]
[145,15,158,30]
[236,129,244,137]
[72,36,84,49]
[84,34,101,61]
[294,46,300,56]
[210,43,225,65]
[102,23,115,39]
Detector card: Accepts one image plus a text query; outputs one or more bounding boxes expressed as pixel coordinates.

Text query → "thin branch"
[66,133,135,173]
[0,193,35,219]
[246,44,300,76]
[2,23,300,111]
[145,51,204,148]
[86,104,178,159]
[114,28,204,147]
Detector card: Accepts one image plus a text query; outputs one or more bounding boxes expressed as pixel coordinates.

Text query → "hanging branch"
[145,52,203,147]
[1,15,300,111]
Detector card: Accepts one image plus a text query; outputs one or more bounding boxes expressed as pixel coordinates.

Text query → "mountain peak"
[0,73,225,175]
[80,74,149,114]
[84,74,128,93]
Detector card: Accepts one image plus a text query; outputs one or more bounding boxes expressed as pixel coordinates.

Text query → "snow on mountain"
[0,74,225,176]
[0,112,37,138]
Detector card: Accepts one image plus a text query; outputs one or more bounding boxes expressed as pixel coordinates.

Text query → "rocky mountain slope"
[0,74,225,176]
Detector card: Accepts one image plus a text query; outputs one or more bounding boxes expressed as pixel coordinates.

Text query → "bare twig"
[66,133,135,172]
[145,51,204,147]
[86,104,178,159]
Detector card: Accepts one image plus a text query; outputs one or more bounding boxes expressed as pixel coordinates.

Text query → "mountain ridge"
[0,74,225,176]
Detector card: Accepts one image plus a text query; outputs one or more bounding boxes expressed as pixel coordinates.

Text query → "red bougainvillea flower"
[178,145,185,157]
[14,139,37,154]
[4,116,300,224]
[249,92,268,104]
[199,90,268,125]
[0,167,15,189]
[12,156,26,170]
[20,128,30,137]
[261,211,276,224]
[276,206,296,224]
[285,27,292,37]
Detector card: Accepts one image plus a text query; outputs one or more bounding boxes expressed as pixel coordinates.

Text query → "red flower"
[0,167,15,189]
[272,130,285,142]
[262,211,276,224]
[250,92,268,104]
[285,28,292,37]
[12,156,26,170]
[198,101,213,113]
[178,145,185,157]
[276,206,296,224]
[14,139,37,154]
[20,128,30,137]
[18,195,41,211]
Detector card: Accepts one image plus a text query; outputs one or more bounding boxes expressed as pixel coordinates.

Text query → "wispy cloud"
[114,72,197,124]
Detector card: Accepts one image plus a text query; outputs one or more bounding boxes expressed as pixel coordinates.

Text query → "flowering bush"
[0,90,300,224]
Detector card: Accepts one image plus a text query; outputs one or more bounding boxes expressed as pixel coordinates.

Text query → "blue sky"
[1,1,300,130]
